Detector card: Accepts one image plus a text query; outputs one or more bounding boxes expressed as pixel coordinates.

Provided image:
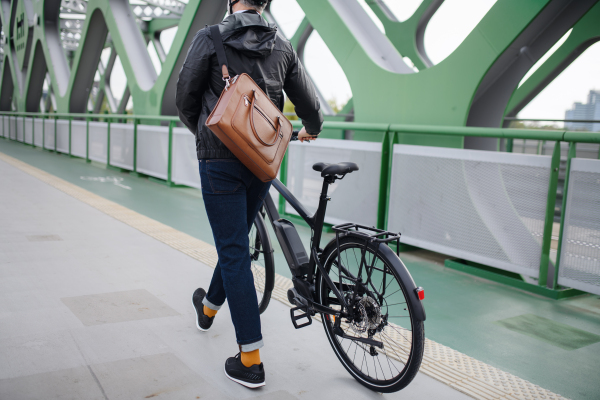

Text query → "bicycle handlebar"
[291,130,318,142]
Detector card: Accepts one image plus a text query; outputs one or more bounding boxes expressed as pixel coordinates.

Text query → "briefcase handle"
[249,90,282,147]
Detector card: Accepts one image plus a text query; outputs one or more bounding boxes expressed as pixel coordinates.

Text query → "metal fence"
[1,112,600,296]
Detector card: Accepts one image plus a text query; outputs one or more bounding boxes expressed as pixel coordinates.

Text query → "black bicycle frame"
[262,176,350,313]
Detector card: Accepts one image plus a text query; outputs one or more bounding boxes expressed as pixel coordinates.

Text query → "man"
[175,0,323,389]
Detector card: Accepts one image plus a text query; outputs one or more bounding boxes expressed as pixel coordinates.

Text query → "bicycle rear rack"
[331,223,401,255]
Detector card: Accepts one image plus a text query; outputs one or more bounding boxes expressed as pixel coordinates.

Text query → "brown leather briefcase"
[205,25,293,182]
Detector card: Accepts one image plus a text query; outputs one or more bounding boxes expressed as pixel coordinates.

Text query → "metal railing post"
[376,127,392,229]
[54,115,57,152]
[553,142,576,289]
[381,129,397,230]
[43,115,46,149]
[23,115,25,144]
[86,117,90,163]
[32,116,35,148]
[133,118,139,173]
[68,117,72,156]
[506,138,513,153]
[539,141,561,287]
[167,121,175,185]
[107,118,111,167]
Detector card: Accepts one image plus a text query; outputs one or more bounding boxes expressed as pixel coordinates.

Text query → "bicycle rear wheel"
[249,212,275,314]
[317,236,424,393]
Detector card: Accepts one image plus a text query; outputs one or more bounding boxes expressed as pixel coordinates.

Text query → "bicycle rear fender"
[320,239,426,322]
[378,244,426,322]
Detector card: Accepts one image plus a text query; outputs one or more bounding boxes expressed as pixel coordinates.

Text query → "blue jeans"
[199,159,272,351]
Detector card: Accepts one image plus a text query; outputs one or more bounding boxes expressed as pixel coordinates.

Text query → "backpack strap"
[210,25,230,81]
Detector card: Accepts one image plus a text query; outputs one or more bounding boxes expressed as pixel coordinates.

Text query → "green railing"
[2,111,600,297]
[0,112,180,184]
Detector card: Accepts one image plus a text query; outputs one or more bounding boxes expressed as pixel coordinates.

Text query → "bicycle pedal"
[290,306,312,329]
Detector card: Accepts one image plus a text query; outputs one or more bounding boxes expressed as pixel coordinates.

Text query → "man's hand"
[298,127,317,143]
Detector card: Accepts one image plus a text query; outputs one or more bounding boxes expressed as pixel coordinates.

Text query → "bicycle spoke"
[384,301,407,307]
[375,350,386,380]
[386,324,413,342]
[384,323,411,360]
[381,342,402,374]
[360,349,366,374]
[381,331,409,358]
[383,287,403,299]
[352,338,399,380]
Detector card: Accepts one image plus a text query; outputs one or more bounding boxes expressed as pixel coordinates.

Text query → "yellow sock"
[241,349,261,367]
[203,305,218,318]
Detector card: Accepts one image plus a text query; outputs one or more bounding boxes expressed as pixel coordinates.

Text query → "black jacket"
[175,11,324,160]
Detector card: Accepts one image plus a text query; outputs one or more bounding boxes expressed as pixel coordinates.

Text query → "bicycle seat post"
[307,175,335,282]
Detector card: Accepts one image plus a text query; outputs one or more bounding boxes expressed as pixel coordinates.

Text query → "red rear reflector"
[416,287,425,301]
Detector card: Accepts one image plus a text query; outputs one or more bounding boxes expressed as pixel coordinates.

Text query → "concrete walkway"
[0,158,471,399]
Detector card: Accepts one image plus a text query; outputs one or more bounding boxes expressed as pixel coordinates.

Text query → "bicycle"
[248,133,426,393]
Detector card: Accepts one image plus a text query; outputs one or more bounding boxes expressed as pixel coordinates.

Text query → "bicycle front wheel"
[317,236,424,393]
[249,212,275,314]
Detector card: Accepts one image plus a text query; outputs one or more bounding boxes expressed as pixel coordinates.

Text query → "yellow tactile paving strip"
[0,151,568,400]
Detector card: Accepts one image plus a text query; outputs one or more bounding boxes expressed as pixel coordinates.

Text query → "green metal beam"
[297,0,553,146]
[505,2,600,118]
[366,0,441,70]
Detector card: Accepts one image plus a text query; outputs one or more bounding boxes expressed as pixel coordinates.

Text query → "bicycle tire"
[250,212,275,314]
[317,236,424,393]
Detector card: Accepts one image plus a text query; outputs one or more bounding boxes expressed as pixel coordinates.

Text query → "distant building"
[565,90,600,132]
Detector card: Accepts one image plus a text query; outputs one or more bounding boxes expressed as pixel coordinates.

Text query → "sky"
[109,0,599,122]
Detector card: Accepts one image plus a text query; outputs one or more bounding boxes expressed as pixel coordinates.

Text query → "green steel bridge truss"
[0,0,599,149]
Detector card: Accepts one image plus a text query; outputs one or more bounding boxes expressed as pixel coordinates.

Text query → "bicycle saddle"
[312,162,359,177]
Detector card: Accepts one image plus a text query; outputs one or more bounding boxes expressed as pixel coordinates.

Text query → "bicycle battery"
[272,218,310,276]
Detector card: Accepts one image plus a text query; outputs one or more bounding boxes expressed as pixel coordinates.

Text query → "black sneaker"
[192,288,214,332]
[224,353,266,388]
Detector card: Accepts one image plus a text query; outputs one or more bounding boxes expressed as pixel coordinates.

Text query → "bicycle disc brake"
[360,296,382,329]
[350,301,368,334]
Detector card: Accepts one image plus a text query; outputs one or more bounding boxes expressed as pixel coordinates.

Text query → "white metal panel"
[16,117,24,142]
[2,116,8,138]
[34,119,44,147]
[24,118,33,144]
[10,117,18,141]
[109,123,134,170]
[56,120,69,153]
[71,120,87,158]
[137,124,169,179]
[558,158,600,295]
[388,144,552,277]
[88,121,108,163]
[171,127,199,187]
[285,138,382,226]
[44,119,55,150]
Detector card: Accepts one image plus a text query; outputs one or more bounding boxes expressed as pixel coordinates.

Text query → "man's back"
[176,11,323,160]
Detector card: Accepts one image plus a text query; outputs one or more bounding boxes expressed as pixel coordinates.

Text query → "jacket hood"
[220,12,278,58]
